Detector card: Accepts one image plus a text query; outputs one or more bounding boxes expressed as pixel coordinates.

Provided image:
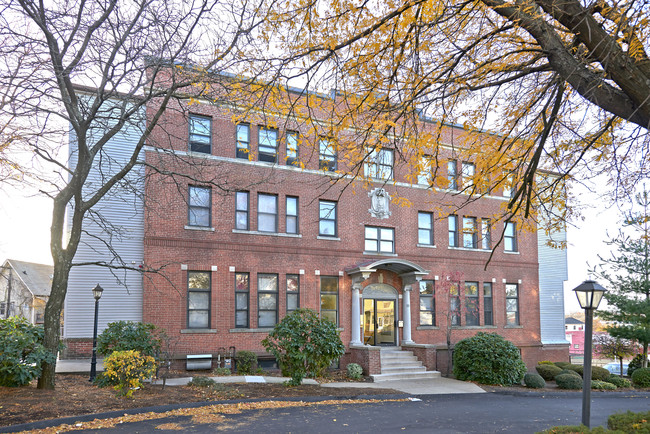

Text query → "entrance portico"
[347,258,429,347]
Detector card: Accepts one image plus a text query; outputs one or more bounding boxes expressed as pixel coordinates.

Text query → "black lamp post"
[89,284,103,382]
[572,280,607,428]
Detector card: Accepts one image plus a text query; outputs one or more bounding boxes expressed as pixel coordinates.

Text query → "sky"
[0,169,619,316]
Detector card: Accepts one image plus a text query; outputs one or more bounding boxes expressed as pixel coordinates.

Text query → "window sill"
[448,246,493,252]
[229,328,275,333]
[504,325,523,328]
[504,250,520,255]
[417,244,436,249]
[317,235,340,241]
[232,229,302,238]
[416,326,439,330]
[363,251,398,257]
[185,225,215,232]
[180,329,218,334]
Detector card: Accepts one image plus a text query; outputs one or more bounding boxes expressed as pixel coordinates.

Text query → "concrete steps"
[371,347,441,382]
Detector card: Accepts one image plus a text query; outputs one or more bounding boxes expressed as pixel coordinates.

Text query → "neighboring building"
[565,317,585,357]
[0,259,54,324]
[63,86,569,374]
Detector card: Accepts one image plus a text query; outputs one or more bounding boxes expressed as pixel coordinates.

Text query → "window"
[503,174,514,198]
[189,115,211,154]
[418,212,434,245]
[419,280,435,326]
[286,131,299,166]
[506,283,519,325]
[319,138,337,171]
[505,222,517,252]
[258,274,278,327]
[365,226,395,253]
[483,282,493,326]
[235,272,249,328]
[286,274,299,313]
[461,162,475,190]
[235,191,249,230]
[574,344,580,349]
[447,160,458,190]
[188,186,211,227]
[286,196,298,234]
[320,276,339,325]
[448,215,458,247]
[465,282,479,326]
[258,127,278,163]
[418,155,433,185]
[0,302,5,317]
[188,271,210,329]
[319,200,337,236]
[257,193,278,233]
[462,217,478,249]
[481,219,491,250]
[450,282,460,326]
[365,148,393,180]
[236,124,250,159]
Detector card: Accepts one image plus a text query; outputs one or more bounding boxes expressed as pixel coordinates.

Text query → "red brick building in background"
[63,87,569,376]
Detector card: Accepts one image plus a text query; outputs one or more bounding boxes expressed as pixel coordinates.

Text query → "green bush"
[346,363,363,380]
[213,367,232,376]
[188,376,216,387]
[555,373,583,389]
[536,364,563,381]
[608,410,650,432]
[538,360,555,365]
[565,364,583,374]
[97,321,164,358]
[591,380,617,390]
[631,367,650,388]
[555,369,581,379]
[523,373,546,388]
[607,375,632,388]
[261,308,345,386]
[103,350,157,397]
[452,332,526,385]
[554,361,571,369]
[236,351,257,375]
[592,366,612,381]
[0,317,56,387]
[628,354,644,378]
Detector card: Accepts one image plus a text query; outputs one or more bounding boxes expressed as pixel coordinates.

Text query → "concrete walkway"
[55,359,483,395]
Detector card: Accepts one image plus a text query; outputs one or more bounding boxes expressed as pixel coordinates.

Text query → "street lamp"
[572,280,607,428]
[89,284,103,382]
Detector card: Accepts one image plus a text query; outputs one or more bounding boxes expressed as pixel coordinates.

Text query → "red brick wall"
[62,339,93,359]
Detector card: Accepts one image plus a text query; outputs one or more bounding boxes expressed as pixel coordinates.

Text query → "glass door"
[362,299,396,346]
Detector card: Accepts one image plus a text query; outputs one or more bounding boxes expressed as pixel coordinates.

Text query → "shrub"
[555,373,583,389]
[523,373,546,388]
[0,317,56,387]
[608,410,650,432]
[591,380,617,390]
[631,367,650,388]
[102,350,157,397]
[607,375,632,388]
[591,366,612,381]
[538,426,612,433]
[261,308,345,386]
[236,351,258,375]
[188,376,216,387]
[628,354,644,377]
[452,332,526,385]
[555,369,581,379]
[213,367,232,376]
[554,361,571,369]
[565,364,582,374]
[538,360,555,365]
[346,363,363,380]
[536,364,563,381]
[97,321,164,358]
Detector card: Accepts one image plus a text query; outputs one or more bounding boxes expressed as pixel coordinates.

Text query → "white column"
[402,284,414,344]
[350,284,362,346]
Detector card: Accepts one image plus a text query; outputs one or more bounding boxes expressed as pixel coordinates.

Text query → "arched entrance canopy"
[346,258,429,284]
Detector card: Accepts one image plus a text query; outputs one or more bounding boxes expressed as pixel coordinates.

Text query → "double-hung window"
[461,162,475,190]
[258,274,278,327]
[286,196,299,234]
[365,226,395,253]
[235,191,249,230]
[450,282,461,326]
[235,273,249,328]
[419,280,435,326]
[188,186,211,227]
[504,222,517,252]
[319,138,337,171]
[506,283,519,325]
[286,131,299,166]
[286,274,300,313]
[189,115,211,154]
[483,282,493,326]
[258,193,278,233]
[418,155,433,186]
[258,127,278,163]
[319,200,337,237]
[465,281,479,326]
[418,212,434,245]
[320,276,339,326]
[236,124,250,159]
[448,215,458,247]
[447,160,458,190]
[481,219,491,250]
[365,148,393,180]
[462,217,478,249]
[187,271,210,329]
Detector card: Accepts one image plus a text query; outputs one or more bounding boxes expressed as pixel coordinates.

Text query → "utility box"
[186,354,212,370]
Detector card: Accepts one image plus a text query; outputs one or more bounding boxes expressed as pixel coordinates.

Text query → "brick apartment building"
[63,86,569,375]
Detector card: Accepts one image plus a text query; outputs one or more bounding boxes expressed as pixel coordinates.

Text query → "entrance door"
[363,299,396,346]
